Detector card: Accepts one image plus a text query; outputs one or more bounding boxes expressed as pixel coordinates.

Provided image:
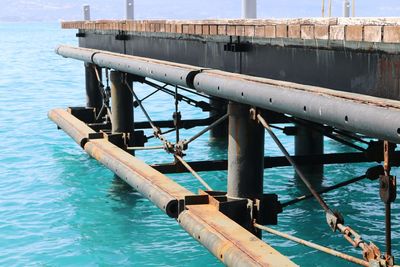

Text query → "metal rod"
[184,113,228,145]
[322,0,325,17]
[386,202,392,256]
[257,113,331,213]
[282,174,366,207]
[125,78,157,132]
[343,0,350,17]
[175,155,213,191]
[254,224,369,267]
[127,146,164,151]
[328,0,332,17]
[352,0,355,17]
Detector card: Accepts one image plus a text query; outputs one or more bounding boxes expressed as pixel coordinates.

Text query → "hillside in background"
[0,0,399,22]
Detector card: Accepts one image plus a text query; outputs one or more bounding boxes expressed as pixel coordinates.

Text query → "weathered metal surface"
[194,70,400,143]
[48,108,96,147]
[56,45,400,143]
[85,63,103,112]
[227,102,264,199]
[294,124,324,182]
[110,71,134,134]
[84,139,190,217]
[56,45,202,88]
[179,204,297,267]
[152,152,391,174]
[49,108,191,217]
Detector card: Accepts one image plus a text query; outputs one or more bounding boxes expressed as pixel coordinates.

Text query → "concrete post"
[85,63,103,113]
[242,0,257,19]
[343,0,350,17]
[83,5,90,21]
[126,0,134,20]
[110,71,134,134]
[227,102,264,199]
[295,125,324,188]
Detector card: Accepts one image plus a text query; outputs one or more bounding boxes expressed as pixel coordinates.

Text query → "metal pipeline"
[193,71,400,144]
[48,108,95,147]
[49,108,191,218]
[84,139,191,217]
[56,45,400,143]
[55,45,202,88]
[179,205,297,267]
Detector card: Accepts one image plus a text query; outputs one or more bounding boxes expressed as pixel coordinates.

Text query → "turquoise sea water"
[0,23,399,266]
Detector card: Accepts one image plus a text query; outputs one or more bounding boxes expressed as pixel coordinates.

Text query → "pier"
[50,16,400,266]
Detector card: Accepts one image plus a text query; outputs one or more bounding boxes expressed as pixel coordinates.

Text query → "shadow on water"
[107,175,142,209]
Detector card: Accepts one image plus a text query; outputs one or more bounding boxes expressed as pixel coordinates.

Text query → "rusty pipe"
[179,205,297,267]
[84,139,191,217]
[49,108,191,218]
[48,108,96,147]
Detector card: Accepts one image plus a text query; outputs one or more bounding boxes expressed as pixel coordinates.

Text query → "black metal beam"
[151,152,400,174]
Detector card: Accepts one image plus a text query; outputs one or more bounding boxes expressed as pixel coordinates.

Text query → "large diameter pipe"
[55,45,201,88]
[193,71,400,144]
[227,102,264,199]
[56,46,400,144]
[110,71,134,133]
[49,108,191,218]
[84,139,191,217]
[48,109,95,147]
[179,205,297,267]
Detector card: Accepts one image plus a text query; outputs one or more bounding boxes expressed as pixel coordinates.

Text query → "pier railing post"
[126,0,134,20]
[294,124,324,188]
[110,71,134,135]
[85,63,103,114]
[242,0,257,19]
[343,0,350,17]
[83,5,90,21]
[227,102,264,234]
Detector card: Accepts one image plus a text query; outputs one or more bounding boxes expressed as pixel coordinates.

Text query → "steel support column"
[85,63,103,113]
[110,71,133,134]
[209,97,228,140]
[227,102,264,199]
[295,124,324,187]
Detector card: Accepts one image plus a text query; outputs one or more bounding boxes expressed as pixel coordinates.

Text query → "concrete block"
[383,26,400,43]
[236,25,245,36]
[210,25,218,35]
[245,25,255,37]
[330,25,345,40]
[345,25,363,41]
[364,26,382,42]
[227,25,236,35]
[301,25,314,39]
[288,25,300,38]
[276,24,288,38]
[202,25,210,35]
[265,25,276,38]
[218,25,227,35]
[255,25,265,37]
[314,25,329,39]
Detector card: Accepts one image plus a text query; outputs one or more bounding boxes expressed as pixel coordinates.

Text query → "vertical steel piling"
[85,63,103,113]
[295,125,324,187]
[110,71,133,134]
[227,102,264,199]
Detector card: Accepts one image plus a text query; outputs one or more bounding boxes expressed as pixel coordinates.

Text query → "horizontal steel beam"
[152,152,389,174]
[56,45,400,143]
